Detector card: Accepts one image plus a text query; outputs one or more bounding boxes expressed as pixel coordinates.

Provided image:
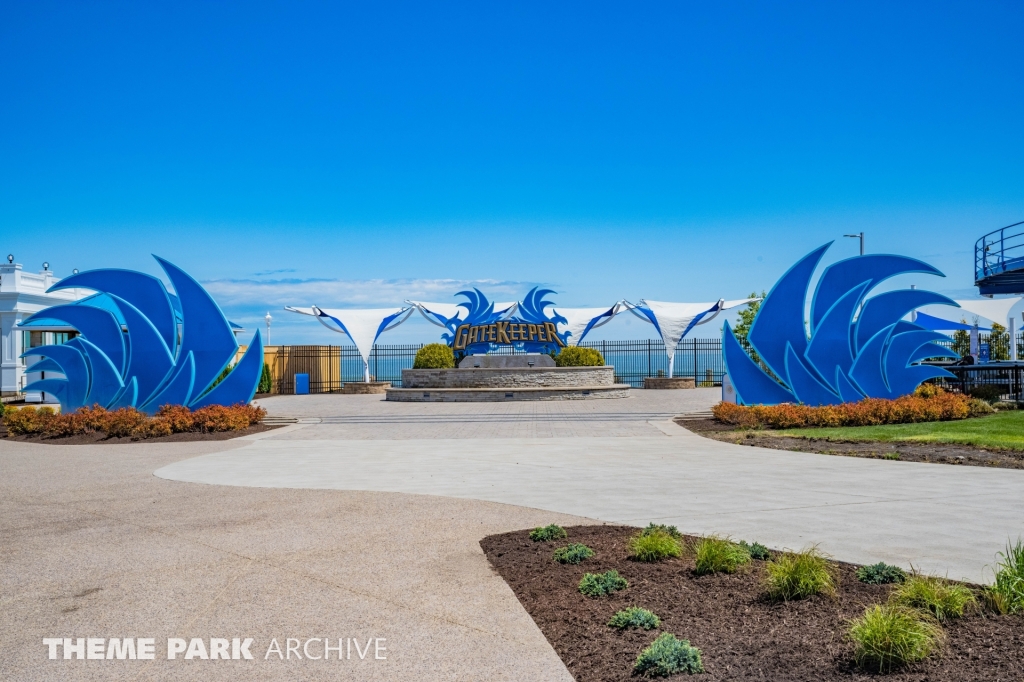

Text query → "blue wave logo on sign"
[723,242,959,405]
[22,256,263,413]
[446,287,568,355]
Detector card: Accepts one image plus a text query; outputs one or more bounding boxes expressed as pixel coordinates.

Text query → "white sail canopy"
[407,301,464,327]
[554,303,623,346]
[628,298,758,377]
[952,297,1024,326]
[287,306,412,381]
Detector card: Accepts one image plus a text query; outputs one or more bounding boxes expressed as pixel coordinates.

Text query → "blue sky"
[2,1,1022,343]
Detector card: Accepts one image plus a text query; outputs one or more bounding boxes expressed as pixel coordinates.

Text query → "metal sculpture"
[723,242,960,405]
[22,257,263,413]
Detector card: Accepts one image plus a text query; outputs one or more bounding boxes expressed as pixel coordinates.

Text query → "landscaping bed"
[681,418,1024,470]
[1,422,279,444]
[481,525,1024,681]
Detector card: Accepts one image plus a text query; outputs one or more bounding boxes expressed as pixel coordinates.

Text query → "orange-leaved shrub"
[3,403,266,440]
[712,386,978,429]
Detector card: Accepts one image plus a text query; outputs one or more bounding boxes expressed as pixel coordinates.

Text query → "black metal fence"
[269,332,1024,394]
[269,339,729,392]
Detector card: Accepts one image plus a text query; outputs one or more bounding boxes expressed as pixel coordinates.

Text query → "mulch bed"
[1,423,279,445]
[679,418,1024,470]
[481,525,1024,681]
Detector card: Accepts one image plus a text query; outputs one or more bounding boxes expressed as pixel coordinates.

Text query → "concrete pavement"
[157,418,1024,584]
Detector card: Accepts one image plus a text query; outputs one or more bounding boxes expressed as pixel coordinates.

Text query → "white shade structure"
[626,298,758,378]
[407,300,518,327]
[285,305,413,381]
[553,303,624,346]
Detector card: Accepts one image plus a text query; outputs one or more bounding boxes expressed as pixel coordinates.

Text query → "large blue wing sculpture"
[724,243,959,406]
[23,256,262,414]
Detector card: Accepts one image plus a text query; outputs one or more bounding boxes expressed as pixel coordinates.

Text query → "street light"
[265,312,272,345]
[844,232,864,255]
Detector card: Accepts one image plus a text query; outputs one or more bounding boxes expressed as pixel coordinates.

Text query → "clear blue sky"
[2,1,1022,343]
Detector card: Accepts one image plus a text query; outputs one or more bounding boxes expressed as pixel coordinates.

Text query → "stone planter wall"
[401,366,615,389]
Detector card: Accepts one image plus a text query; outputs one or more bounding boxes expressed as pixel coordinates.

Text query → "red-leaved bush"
[3,403,266,440]
[711,386,985,429]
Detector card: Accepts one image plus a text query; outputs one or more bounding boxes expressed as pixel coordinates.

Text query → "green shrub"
[579,570,628,597]
[890,574,976,620]
[413,343,455,369]
[738,540,771,560]
[968,384,1003,404]
[553,543,594,565]
[554,346,604,367]
[968,398,996,416]
[258,362,273,394]
[857,562,907,585]
[986,538,1024,614]
[848,604,943,673]
[529,524,567,542]
[608,607,661,630]
[628,530,682,562]
[693,536,750,575]
[641,523,682,539]
[764,547,837,601]
[634,633,704,677]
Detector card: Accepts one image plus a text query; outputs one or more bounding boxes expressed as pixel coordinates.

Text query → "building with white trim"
[0,257,87,400]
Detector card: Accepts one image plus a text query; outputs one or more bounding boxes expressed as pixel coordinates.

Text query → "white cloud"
[202,277,541,308]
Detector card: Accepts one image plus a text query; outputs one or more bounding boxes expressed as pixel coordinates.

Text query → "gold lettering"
[454,324,470,350]
[487,325,497,342]
[527,324,538,341]
[509,324,519,341]
[537,324,547,342]
[469,326,480,344]
[496,321,510,344]
[544,322,563,347]
[518,324,527,340]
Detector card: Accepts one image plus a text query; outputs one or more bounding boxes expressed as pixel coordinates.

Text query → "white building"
[0,257,87,400]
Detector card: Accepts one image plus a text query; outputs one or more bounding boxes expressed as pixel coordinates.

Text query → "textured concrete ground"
[0,432,591,681]
[253,388,718,439]
[158,420,1024,584]
[8,388,1021,681]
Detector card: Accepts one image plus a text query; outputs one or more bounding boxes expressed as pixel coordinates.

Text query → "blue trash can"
[294,373,310,395]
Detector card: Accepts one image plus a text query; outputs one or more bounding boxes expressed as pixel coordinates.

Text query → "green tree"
[732,291,766,363]
[989,322,1010,361]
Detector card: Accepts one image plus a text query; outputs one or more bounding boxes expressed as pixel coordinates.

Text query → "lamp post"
[265,312,272,345]
[844,232,865,255]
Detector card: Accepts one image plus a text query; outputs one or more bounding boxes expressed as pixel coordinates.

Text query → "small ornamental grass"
[985,538,1024,614]
[553,543,594,565]
[529,524,567,542]
[693,536,750,575]
[764,547,837,601]
[848,604,944,673]
[641,523,682,539]
[889,574,976,621]
[857,562,907,585]
[628,529,683,563]
[738,540,771,561]
[634,633,704,677]
[578,570,628,597]
[608,607,661,631]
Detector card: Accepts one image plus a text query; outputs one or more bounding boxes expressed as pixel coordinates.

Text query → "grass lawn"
[776,410,1024,450]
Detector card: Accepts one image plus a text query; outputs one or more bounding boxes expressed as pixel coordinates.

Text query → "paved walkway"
[6,390,1024,681]
[158,418,1024,584]
[1,433,589,681]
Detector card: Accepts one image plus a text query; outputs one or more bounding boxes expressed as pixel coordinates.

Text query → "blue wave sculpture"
[22,257,262,414]
[444,287,569,355]
[723,242,959,405]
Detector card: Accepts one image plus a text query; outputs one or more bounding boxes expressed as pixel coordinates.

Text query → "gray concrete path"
[158,420,1024,584]
[0,436,587,681]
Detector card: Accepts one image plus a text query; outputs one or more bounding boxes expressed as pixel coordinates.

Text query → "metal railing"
[266,333,1024,394]
[975,220,1024,281]
[267,339,729,392]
